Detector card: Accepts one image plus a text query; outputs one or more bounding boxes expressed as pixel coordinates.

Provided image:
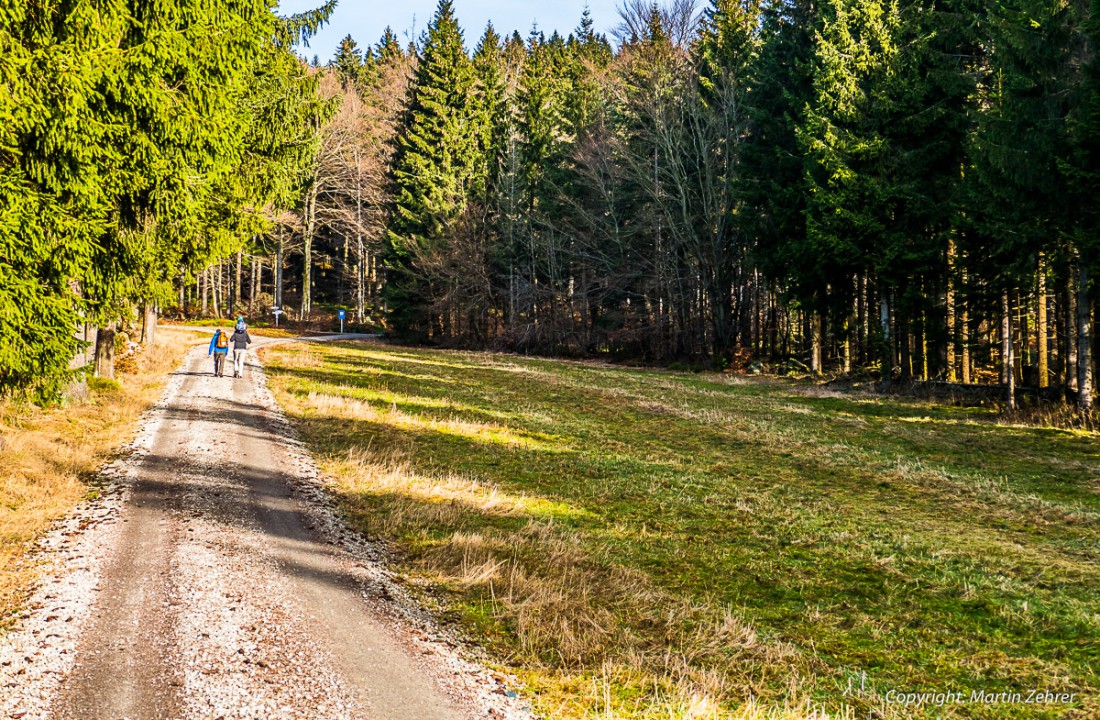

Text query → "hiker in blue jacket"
[208,328,230,377]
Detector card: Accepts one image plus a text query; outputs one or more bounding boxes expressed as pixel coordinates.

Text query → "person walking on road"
[229,325,252,379]
[209,328,230,377]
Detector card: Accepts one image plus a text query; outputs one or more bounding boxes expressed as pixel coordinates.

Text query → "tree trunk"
[1003,291,1015,411]
[356,149,366,324]
[234,251,243,315]
[946,243,957,382]
[1038,254,1049,388]
[921,311,930,381]
[201,267,209,316]
[1016,290,1026,385]
[810,307,823,374]
[961,300,971,384]
[1067,264,1079,392]
[302,184,318,320]
[248,259,256,316]
[141,303,157,346]
[84,322,95,365]
[858,275,868,365]
[842,318,852,373]
[276,238,284,312]
[1078,263,1093,413]
[879,291,891,377]
[900,320,912,381]
[212,263,222,319]
[94,323,117,379]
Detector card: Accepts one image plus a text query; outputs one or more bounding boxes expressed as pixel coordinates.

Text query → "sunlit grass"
[261,341,1100,719]
[303,391,564,451]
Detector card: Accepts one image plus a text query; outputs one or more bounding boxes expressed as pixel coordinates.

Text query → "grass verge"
[260,341,1099,720]
[0,327,204,626]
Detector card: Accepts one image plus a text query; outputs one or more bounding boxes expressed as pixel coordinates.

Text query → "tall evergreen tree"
[333,34,367,88]
[472,23,506,204]
[385,0,480,336]
[744,0,816,324]
[0,1,121,399]
[796,0,977,376]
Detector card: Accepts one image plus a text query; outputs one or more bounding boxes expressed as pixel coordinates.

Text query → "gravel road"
[0,336,532,720]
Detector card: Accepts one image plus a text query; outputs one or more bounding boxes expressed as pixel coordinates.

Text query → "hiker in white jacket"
[229,327,252,379]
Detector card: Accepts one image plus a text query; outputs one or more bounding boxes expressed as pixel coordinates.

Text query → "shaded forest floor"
[260,341,1099,720]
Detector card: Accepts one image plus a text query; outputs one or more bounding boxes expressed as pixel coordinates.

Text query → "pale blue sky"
[277,0,623,62]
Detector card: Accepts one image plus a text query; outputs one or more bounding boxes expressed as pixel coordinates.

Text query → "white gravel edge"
[0,345,204,719]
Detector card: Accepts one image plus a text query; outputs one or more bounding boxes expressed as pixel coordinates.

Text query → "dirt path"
[1,337,529,720]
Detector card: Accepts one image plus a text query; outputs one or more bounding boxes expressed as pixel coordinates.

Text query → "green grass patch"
[261,341,1099,719]
[85,376,122,394]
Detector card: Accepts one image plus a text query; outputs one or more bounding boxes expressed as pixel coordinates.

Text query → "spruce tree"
[0,0,333,395]
[565,9,613,139]
[377,27,405,64]
[385,0,480,337]
[1067,1,1100,409]
[333,35,367,88]
[744,0,817,341]
[797,0,977,376]
[472,23,506,204]
[0,1,120,399]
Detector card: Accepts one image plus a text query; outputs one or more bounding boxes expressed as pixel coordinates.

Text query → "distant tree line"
[0,0,335,400]
[9,0,1096,415]
[328,0,1095,412]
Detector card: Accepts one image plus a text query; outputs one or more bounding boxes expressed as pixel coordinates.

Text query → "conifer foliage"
[0,0,332,400]
[386,1,480,336]
[7,0,1099,414]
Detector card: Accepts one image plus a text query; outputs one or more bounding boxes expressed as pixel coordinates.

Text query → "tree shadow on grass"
[282,406,1100,715]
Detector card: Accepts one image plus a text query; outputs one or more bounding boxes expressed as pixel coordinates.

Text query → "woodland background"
[2,0,1098,414]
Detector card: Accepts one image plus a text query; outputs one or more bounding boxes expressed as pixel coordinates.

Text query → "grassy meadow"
[260,341,1099,719]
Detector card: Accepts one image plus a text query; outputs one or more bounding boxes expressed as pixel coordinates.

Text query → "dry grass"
[263,341,1099,719]
[331,449,820,719]
[0,327,205,625]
